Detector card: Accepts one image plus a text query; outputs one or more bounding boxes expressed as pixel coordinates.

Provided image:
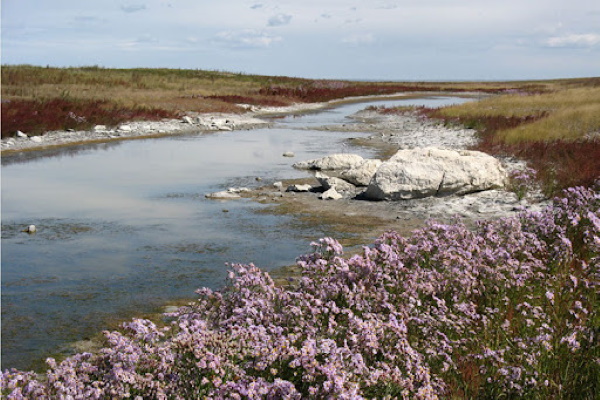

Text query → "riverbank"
[0,92,479,154]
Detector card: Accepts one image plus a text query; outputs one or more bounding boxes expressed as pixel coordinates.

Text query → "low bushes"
[2,186,598,399]
[1,98,178,138]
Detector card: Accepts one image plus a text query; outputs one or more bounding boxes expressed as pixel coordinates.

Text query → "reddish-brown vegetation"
[1,98,178,138]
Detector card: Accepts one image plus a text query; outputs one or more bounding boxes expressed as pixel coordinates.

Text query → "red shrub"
[1,98,177,138]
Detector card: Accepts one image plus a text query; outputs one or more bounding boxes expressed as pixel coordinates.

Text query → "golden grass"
[438,86,600,143]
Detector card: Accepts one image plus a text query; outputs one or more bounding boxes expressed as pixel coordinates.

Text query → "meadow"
[2,64,536,138]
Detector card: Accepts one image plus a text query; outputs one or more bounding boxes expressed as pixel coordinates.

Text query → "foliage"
[2,186,598,399]
[1,98,177,138]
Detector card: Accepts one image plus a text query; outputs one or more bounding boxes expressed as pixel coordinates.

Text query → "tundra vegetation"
[1,64,542,138]
[2,186,598,399]
[1,66,599,398]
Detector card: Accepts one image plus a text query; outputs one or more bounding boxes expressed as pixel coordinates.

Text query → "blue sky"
[2,0,599,80]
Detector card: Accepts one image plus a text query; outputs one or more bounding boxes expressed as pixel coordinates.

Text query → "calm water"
[1,96,471,370]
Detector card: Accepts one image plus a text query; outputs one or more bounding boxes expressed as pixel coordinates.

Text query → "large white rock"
[30,136,43,143]
[341,159,382,186]
[293,154,365,171]
[364,147,506,201]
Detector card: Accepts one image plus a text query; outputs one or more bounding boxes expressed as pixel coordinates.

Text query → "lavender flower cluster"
[508,167,538,200]
[2,187,598,399]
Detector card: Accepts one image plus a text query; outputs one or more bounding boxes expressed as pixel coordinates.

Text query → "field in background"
[2,64,547,138]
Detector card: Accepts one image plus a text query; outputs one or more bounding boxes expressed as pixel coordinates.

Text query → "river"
[1,95,471,370]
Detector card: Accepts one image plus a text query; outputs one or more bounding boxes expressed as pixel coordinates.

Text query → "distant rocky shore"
[0,113,271,153]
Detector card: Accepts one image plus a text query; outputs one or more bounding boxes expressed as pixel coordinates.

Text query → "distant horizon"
[3,1,598,82]
[3,63,597,83]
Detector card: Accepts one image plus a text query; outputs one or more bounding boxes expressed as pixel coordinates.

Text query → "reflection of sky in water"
[1,96,472,370]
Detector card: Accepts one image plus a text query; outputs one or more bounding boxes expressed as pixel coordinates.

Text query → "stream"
[1,95,471,370]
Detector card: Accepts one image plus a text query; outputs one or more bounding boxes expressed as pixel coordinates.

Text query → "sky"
[2,0,599,80]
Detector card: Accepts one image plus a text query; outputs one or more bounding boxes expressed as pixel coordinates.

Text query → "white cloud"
[544,33,600,48]
[342,33,375,45]
[121,4,147,13]
[214,29,282,49]
[267,14,293,27]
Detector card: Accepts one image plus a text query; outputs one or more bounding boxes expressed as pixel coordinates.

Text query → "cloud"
[342,33,375,45]
[214,29,282,49]
[121,4,147,13]
[544,33,600,48]
[267,13,293,27]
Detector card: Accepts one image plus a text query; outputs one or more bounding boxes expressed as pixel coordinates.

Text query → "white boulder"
[286,184,313,192]
[93,125,107,132]
[30,136,43,143]
[282,151,295,158]
[16,131,28,138]
[314,172,356,193]
[364,147,506,201]
[320,188,343,200]
[205,191,241,199]
[24,225,37,234]
[118,124,132,132]
[293,154,365,171]
[340,159,382,186]
[182,116,194,124]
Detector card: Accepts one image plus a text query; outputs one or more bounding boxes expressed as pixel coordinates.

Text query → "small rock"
[118,125,132,132]
[314,172,356,192]
[24,225,37,234]
[205,191,241,199]
[286,184,313,192]
[16,131,28,138]
[293,154,365,171]
[227,187,251,194]
[320,188,343,200]
[283,151,295,158]
[182,116,194,124]
[222,209,229,213]
[30,136,43,143]
[273,182,283,190]
[255,177,263,182]
[93,125,107,132]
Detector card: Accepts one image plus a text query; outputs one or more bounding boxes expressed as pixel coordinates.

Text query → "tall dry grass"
[439,86,600,142]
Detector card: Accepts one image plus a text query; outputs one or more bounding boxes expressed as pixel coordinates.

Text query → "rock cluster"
[291,149,507,201]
